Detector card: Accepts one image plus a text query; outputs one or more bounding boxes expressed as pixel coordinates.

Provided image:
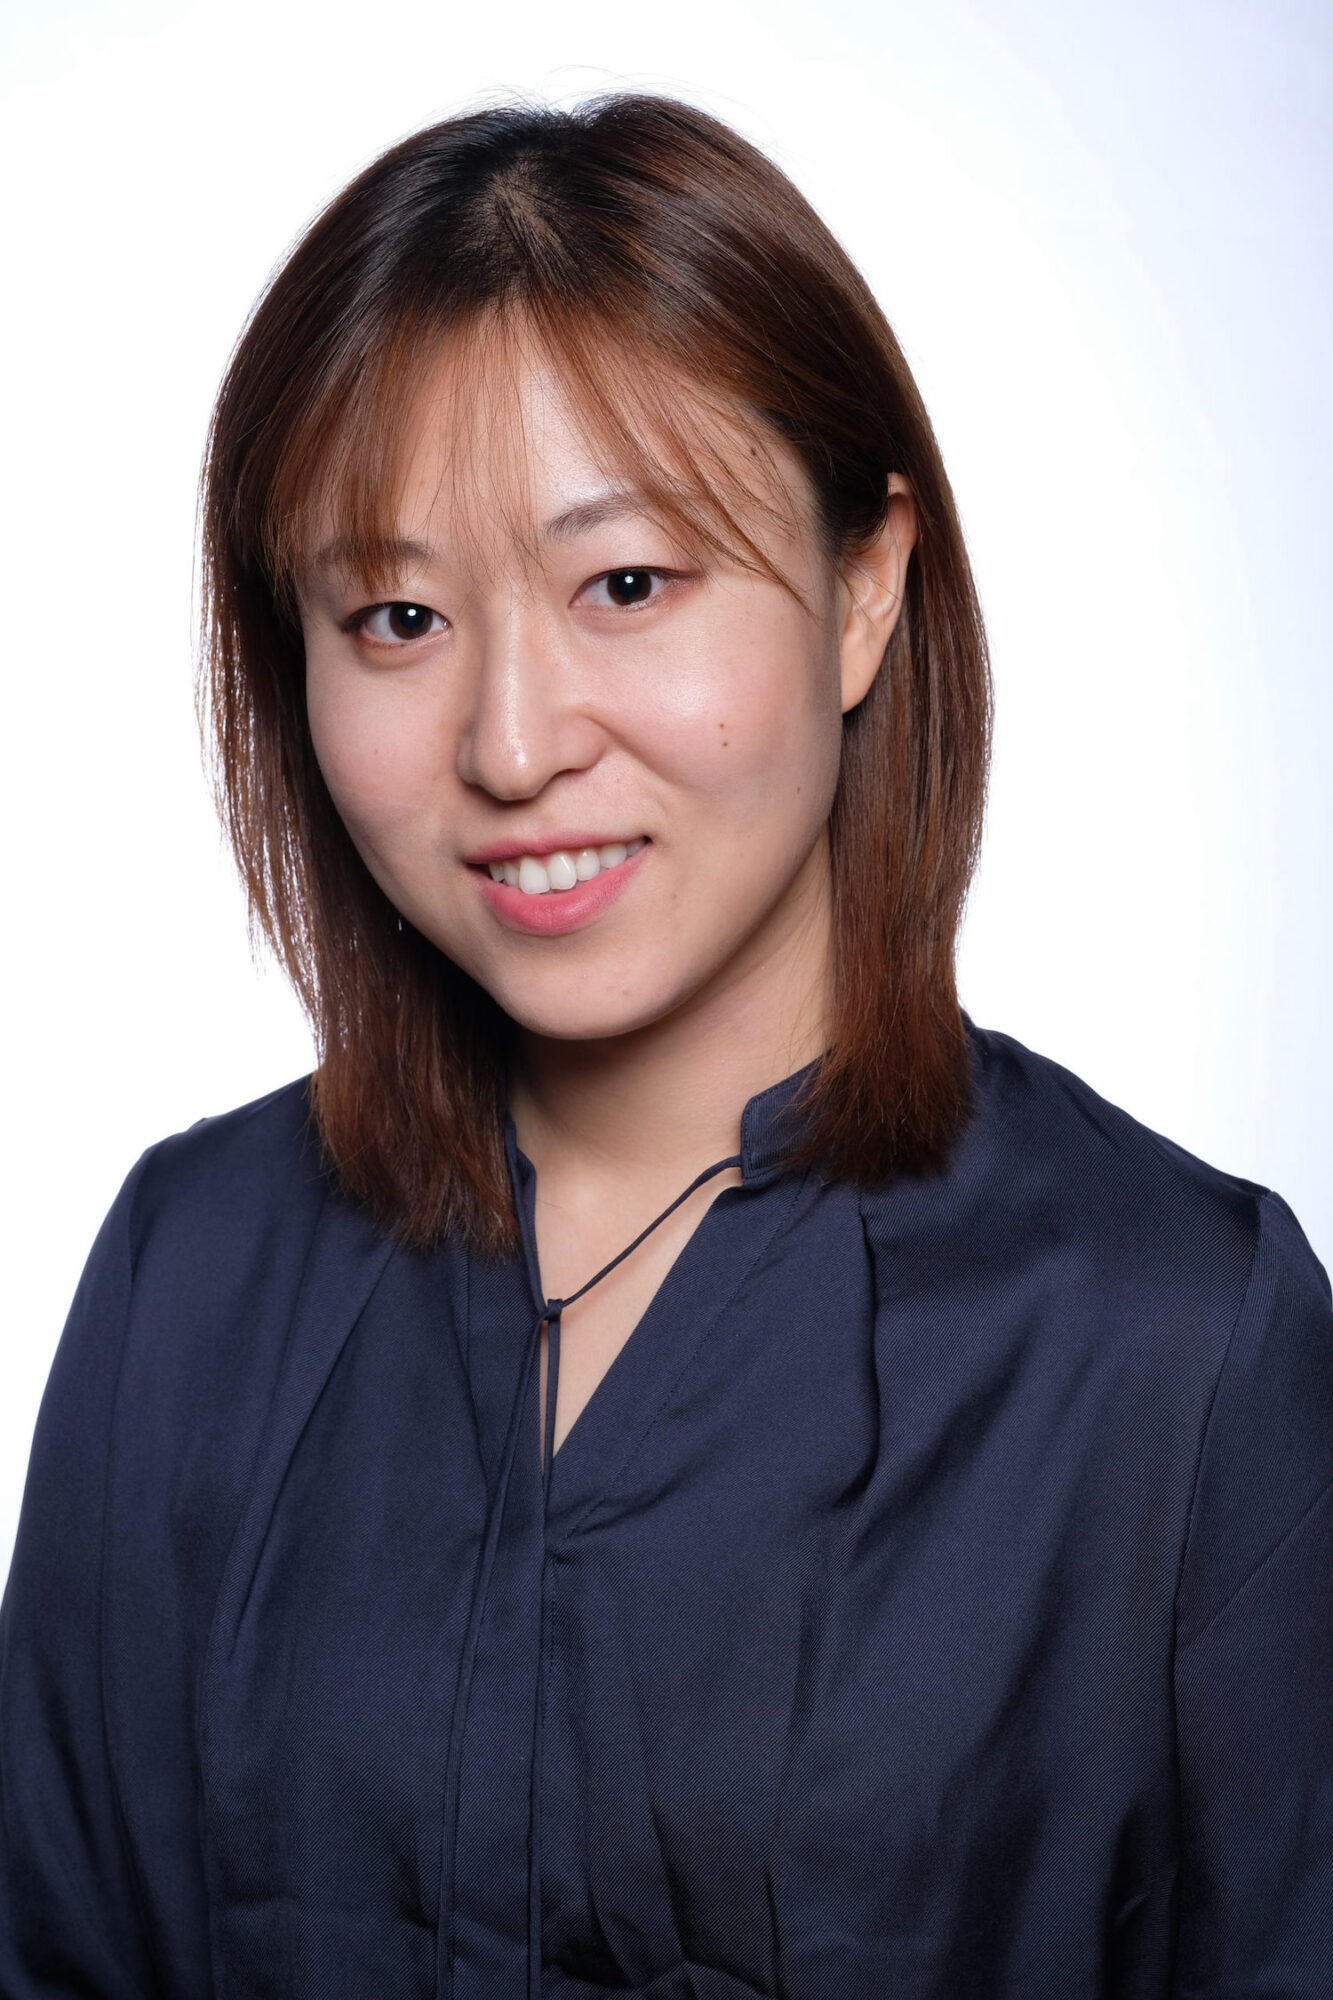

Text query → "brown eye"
[580,567,675,613]
[385,602,435,638]
[353,602,446,644]
[604,570,655,606]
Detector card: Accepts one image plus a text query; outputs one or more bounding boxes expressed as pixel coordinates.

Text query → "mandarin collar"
[737,1056,823,1186]
[501,1019,984,1198]
[502,1053,825,1196]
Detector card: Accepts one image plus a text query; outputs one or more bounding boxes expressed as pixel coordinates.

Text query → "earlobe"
[838,476,918,714]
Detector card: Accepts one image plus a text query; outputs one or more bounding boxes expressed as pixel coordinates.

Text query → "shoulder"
[126,1073,326,1262]
[954,1014,1274,1303]
[860,1015,1332,1615]
[64,1078,362,1548]
[50,1075,326,1344]
[75,1075,340,1399]
[13,1076,341,1614]
[962,1012,1270,1229]
[862,1014,1329,1399]
[978,1021,1331,1523]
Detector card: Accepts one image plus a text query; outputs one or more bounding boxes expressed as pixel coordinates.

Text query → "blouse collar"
[502,1052,826,1196]
[503,1016,981,1197]
[737,1056,824,1187]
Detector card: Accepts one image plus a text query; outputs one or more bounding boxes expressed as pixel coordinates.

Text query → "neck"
[508,839,832,1192]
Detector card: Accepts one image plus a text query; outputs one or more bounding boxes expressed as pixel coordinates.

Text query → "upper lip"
[464,831,647,866]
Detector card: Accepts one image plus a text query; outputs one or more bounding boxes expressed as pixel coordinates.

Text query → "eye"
[581,568,673,610]
[346,601,446,644]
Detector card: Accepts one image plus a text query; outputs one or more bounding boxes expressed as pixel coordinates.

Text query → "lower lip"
[472,844,649,936]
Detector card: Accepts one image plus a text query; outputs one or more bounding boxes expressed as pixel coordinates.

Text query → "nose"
[454,598,604,802]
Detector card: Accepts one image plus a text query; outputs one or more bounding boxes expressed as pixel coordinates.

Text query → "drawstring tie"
[439,1143,744,2000]
[528,1149,743,1993]
[535,1150,742,1487]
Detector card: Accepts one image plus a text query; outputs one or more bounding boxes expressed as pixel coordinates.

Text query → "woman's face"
[296,340,911,1045]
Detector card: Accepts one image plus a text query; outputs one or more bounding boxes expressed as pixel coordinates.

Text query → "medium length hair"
[198,93,993,1254]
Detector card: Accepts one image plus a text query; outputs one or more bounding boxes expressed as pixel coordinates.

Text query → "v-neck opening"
[512,1143,745,1476]
[535,1171,810,1540]
[533,1165,743,1472]
[502,1056,826,1529]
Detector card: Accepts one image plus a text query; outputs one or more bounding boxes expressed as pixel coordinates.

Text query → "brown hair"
[198,92,992,1254]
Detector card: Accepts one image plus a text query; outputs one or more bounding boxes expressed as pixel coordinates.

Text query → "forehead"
[297,317,820,589]
[397,343,643,544]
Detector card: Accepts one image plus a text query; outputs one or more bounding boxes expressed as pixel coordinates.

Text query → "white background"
[1,0,1329,1586]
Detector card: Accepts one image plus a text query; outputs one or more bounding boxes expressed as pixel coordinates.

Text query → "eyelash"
[579,567,677,611]
[342,603,445,645]
[342,569,680,645]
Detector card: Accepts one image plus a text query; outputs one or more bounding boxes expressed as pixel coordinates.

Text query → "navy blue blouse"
[2,1016,1332,1996]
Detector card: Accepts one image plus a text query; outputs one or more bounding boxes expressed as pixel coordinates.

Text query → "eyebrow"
[308,534,435,577]
[308,492,659,577]
[540,491,651,542]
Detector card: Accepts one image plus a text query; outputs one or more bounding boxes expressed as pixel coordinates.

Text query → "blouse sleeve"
[0,1157,163,1996]
[1172,1186,1333,1992]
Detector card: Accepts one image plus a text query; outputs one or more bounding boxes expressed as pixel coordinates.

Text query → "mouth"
[471,837,649,897]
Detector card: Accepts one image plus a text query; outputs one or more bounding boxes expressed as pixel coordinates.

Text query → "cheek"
[641,607,843,830]
[306,669,443,849]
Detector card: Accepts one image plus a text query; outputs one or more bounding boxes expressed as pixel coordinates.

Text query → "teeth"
[491,837,647,895]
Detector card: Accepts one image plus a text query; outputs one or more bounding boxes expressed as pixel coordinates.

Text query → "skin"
[297,334,916,1454]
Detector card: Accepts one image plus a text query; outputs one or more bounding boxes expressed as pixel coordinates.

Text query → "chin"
[485,973,694,1045]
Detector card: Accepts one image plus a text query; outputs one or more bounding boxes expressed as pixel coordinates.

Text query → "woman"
[2,92,1329,1998]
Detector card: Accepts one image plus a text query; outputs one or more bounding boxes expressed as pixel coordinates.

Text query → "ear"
[837,475,918,714]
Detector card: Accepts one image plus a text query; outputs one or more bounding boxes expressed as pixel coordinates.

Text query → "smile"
[485,839,648,896]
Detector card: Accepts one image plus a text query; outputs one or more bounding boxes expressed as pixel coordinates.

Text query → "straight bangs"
[260,306,835,630]
[199,93,990,1252]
